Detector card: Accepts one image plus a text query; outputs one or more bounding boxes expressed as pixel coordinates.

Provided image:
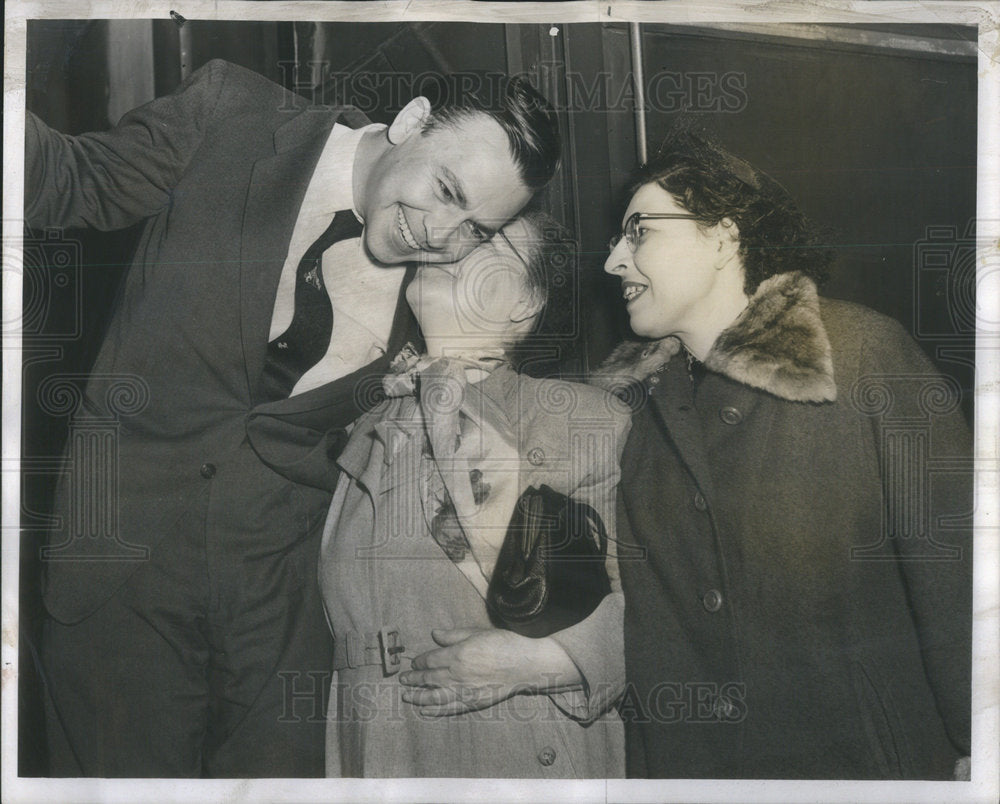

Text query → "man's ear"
[387,97,432,145]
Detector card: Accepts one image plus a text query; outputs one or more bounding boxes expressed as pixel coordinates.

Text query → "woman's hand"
[398,627,582,716]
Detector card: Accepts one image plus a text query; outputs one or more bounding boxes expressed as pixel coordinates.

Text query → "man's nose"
[423,209,468,252]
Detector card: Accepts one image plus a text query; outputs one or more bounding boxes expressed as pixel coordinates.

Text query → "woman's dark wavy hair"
[632,124,834,294]
[499,209,578,373]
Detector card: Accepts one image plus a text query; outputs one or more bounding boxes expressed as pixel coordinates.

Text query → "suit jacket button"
[527,447,545,466]
[720,406,743,425]
[200,462,217,479]
[702,589,723,612]
[713,694,736,718]
[693,491,708,511]
[537,746,557,766]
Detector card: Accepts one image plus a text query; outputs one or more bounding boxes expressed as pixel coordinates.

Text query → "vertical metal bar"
[559,25,582,247]
[628,22,647,164]
[178,20,192,80]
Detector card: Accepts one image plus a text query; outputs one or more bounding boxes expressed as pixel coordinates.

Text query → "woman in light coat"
[320,215,630,777]
[598,128,972,779]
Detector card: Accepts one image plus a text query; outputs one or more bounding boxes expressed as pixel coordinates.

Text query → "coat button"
[702,588,723,612]
[537,746,557,766]
[713,694,736,719]
[720,406,742,425]
[527,447,545,466]
[693,491,708,511]
[648,375,660,386]
[199,462,217,479]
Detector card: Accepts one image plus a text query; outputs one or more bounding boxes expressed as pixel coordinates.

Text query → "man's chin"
[362,234,412,267]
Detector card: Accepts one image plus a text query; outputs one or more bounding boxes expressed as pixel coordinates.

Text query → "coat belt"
[333,627,406,675]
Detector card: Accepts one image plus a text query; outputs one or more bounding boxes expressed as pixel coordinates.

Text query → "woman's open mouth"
[622,281,647,303]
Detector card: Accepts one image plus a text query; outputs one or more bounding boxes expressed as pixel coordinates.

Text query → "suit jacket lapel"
[244,267,420,491]
[250,264,420,425]
[240,109,340,405]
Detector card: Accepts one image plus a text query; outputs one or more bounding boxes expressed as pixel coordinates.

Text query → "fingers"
[400,684,493,716]
[414,700,474,717]
[407,650,454,672]
[410,627,489,670]
[400,686,455,706]
[398,668,453,687]
[430,627,479,646]
[401,687,450,706]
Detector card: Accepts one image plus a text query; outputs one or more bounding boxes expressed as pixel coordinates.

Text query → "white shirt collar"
[310,121,386,221]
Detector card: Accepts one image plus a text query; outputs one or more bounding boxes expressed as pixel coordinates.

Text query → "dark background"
[19,19,977,774]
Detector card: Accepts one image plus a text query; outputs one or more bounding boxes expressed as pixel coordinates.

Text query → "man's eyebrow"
[441,166,497,237]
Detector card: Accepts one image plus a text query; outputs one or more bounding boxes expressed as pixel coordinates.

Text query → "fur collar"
[594,272,836,403]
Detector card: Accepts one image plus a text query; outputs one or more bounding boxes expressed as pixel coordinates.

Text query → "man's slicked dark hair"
[632,123,834,294]
[421,74,561,192]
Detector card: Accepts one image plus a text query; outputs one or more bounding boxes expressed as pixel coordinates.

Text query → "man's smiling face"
[358,109,533,266]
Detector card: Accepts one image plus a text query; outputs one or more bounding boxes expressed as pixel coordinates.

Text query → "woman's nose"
[604,240,629,275]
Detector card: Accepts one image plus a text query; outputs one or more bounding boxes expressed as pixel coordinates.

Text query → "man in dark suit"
[25,58,559,777]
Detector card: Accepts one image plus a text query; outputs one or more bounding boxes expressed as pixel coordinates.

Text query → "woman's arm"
[399,627,584,716]
[401,389,632,719]
[859,317,973,759]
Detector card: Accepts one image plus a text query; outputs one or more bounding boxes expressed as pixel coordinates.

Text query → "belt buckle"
[378,627,405,675]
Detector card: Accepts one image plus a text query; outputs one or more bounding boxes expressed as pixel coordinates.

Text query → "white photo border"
[3,2,997,802]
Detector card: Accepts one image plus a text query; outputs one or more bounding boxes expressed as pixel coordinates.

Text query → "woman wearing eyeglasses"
[595,128,972,779]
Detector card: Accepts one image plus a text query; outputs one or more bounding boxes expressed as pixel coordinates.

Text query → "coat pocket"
[849,660,908,779]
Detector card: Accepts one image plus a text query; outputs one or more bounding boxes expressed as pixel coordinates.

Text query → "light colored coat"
[319,363,631,777]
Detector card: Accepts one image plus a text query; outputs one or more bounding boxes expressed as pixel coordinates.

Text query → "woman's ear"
[387,97,432,145]
[719,216,740,241]
[714,217,742,271]
[508,288,544,326]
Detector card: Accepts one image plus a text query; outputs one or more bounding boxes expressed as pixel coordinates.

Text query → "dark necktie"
[260,209,363,400]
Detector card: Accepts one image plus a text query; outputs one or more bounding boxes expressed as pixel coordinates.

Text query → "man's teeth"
[623,284,647,302]
[397,207,420,250]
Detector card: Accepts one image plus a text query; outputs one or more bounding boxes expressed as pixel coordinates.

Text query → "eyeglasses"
[496,227,531,273]
[608,212,699,252]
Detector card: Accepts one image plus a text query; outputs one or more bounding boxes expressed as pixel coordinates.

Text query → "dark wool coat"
[26,58,419,775]
[595,272,972,779]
